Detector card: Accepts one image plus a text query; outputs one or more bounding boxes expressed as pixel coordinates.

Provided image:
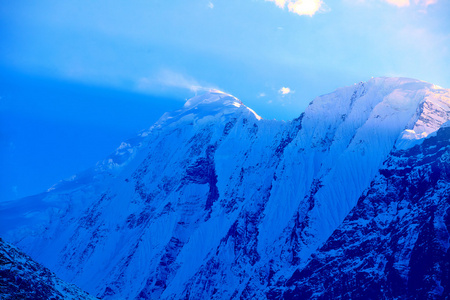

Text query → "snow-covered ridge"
[1,77,449,299]
[52,78,450,184]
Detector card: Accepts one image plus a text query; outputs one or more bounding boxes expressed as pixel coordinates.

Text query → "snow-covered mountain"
[1,77,449,299]
[0,238,98,300]
[273,121,450,299]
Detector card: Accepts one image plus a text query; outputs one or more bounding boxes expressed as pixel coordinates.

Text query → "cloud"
[270,0,287,8]
[208,2,214,9]
[382,0,438,7]
[288,0,325,16]
[279,87,292,95]
[383,0,410,7]
[266,0,328,16]
[137,69,216,94]
[415,0,438,6]
[12,186,18,197]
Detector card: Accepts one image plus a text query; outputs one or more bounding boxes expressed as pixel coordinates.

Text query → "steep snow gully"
[1,77,450,299]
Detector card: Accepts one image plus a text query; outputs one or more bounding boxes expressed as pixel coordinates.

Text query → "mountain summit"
[1,77,449,299]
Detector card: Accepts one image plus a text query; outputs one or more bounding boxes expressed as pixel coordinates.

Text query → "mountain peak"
[183,89,243,109]
[155,90,261,129]
[309,76,449,150]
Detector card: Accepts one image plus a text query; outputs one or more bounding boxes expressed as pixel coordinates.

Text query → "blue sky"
[1,0,449,200]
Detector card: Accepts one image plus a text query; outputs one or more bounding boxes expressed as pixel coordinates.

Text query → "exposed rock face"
[0,78,449,299]
[0,238,98,300]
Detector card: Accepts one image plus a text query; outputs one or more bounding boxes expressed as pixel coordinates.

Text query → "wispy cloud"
[382,0,438,7]
[266,0,329,16]
[12,186,18,198]
[415,0,438,6]
[137,69,216,94]
[384,0,410,7]
[208,2,214,9]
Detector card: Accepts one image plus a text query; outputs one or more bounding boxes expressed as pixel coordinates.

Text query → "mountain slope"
[278,121,450,299]
[1,78,449,299]
[0,238,98,300]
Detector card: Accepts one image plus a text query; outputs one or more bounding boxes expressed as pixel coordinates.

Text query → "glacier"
[1,77,449,299]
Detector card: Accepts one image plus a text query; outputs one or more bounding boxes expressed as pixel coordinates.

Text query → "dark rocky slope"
[276,124,450,299]
[0,238,98,300]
